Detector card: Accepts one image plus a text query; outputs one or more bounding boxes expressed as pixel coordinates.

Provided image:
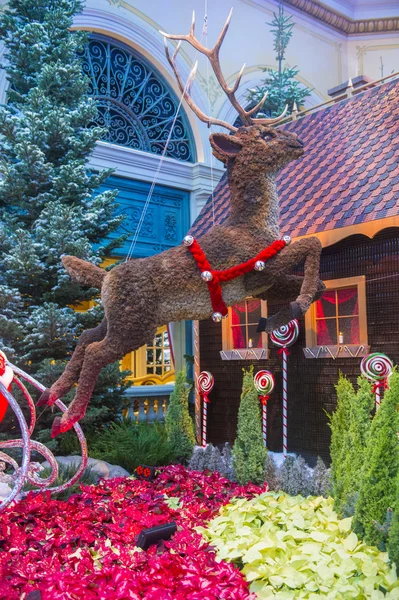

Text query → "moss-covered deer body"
[39,11,323,435]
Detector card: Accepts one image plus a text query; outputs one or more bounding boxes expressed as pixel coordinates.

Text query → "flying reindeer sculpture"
[38,10,324,436]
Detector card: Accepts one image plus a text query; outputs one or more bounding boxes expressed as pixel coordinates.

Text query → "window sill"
[220,348,269,361]
[303,345,370,359]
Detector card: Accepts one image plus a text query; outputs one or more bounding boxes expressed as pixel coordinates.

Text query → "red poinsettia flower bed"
[0,465,267,599]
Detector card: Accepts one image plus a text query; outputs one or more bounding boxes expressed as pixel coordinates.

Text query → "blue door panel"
[98,175,190,258]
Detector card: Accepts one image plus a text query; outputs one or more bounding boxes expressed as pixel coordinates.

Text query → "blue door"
[98,175,190,258]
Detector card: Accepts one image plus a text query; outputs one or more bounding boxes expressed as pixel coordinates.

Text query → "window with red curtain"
[230,299,264,349]
[315,287,360,345]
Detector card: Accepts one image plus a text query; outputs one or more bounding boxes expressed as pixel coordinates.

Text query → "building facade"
[191,75,399,462]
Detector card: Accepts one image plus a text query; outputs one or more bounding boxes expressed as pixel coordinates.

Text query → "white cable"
[125,10,209,261]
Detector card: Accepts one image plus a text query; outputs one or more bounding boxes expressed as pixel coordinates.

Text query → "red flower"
[0,466,266,599]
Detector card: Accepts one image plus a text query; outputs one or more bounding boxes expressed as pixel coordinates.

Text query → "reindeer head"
[209,126,304,174]
[161,9,304,176]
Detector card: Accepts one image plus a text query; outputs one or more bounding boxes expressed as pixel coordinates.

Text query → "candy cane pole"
[254,370,274,448]
[197,371,214,447]
[360,353,393,410]
[270,320,299,459]
[282,349,288,457]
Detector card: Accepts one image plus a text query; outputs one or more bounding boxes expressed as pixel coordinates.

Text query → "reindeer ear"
[210,133,242,163]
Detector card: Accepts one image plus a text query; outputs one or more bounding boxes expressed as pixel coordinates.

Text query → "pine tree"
[387,472,399,569]
[246,3,311,118]
[329,374,356,514]
[165,370,196,462]
[233,367,266,485]
[0,0,128,450]
[353,371,399,547]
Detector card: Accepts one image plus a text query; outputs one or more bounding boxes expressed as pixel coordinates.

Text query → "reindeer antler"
[161,9,288,129]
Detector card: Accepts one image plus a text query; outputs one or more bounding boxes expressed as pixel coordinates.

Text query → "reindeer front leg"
[254,237,323,332]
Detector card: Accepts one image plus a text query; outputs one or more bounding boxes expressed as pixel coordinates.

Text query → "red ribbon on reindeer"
[0,351,13,422]
[197,371,214,447]
[183,235,289,322]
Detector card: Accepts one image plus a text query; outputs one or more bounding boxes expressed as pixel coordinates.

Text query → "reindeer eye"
[262,132,273,141]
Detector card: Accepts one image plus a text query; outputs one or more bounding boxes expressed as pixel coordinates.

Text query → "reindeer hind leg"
[37,319,107,406]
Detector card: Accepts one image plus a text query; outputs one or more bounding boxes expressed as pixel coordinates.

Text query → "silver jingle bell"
[283,235,291,245]
[201,270,213,282]
[254,260,265,271]
[212,312,223,322]
[183,235,194,246]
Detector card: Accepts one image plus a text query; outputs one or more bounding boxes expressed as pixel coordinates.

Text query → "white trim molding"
[89,141,224,224]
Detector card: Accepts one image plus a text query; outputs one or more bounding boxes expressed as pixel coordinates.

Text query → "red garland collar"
[184,236,288,320]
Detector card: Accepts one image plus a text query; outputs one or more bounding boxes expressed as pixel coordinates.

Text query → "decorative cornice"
[283,0,399,34]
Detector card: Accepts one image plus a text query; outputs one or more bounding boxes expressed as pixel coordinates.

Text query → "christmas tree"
[0,0,128,451]
[233,367,266,485]
[246,3,311,118]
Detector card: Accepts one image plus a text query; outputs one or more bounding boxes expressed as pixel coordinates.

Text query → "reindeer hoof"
[37,388,52,407]
[257,317,267,332]
[51,417,62,438]
[290,301,303,319]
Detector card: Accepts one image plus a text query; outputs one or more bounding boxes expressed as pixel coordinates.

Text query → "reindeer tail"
[62,255,106,289]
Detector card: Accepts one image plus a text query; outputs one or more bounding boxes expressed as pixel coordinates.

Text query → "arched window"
[80,36,195,162]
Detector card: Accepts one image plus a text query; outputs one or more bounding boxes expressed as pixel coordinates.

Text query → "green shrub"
[388,473,399,569]
[233,368,266,485]
[328,374,356,514]
[90,421,177,472]
[353,370,399,547]
[165,370,195,462]
[24,463,100,501]
[329,374,373,516]
[201,492,399,598]
[340,376,373,514]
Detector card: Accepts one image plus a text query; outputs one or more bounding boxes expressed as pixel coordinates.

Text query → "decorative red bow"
[260,395,270,406]
[201,393,210,403]
[372,379,389,394]
[277,348,290,357]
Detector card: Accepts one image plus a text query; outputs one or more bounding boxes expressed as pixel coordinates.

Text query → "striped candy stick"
[254,370,275,447]
[197,371,214,447]
[360,352,393,410]
[270,320,299,458]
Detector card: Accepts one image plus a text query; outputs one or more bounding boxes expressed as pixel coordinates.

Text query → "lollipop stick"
[202,397,207,447]
[262,404,267,447]
[375,386,381,410]
[282,349,288,459]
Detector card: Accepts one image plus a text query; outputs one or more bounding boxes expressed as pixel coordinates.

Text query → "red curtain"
[316,288,359,345]
[231,300,262,348]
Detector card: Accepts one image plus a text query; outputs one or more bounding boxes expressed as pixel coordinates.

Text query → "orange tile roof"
[191,78,399,239]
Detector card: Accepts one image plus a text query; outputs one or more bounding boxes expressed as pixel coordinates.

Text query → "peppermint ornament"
[198,371,214,447]
[361,352,393,410]
[254,370,275,447]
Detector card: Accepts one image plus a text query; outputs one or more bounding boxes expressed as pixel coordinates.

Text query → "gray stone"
[41,456,130,479]
[0,481,12,500]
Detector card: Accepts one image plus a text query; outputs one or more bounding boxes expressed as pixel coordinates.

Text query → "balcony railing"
[123,384,175,423]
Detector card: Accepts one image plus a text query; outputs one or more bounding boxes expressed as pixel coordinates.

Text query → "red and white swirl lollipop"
[270,319,299,349]
[254,370,275,447]
[197,371,214,447]
[361,352,393,409]
[270,319,299,458]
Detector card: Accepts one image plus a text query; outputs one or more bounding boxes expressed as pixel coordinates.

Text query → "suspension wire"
[125,10,209,262]
[203,0,216,227]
